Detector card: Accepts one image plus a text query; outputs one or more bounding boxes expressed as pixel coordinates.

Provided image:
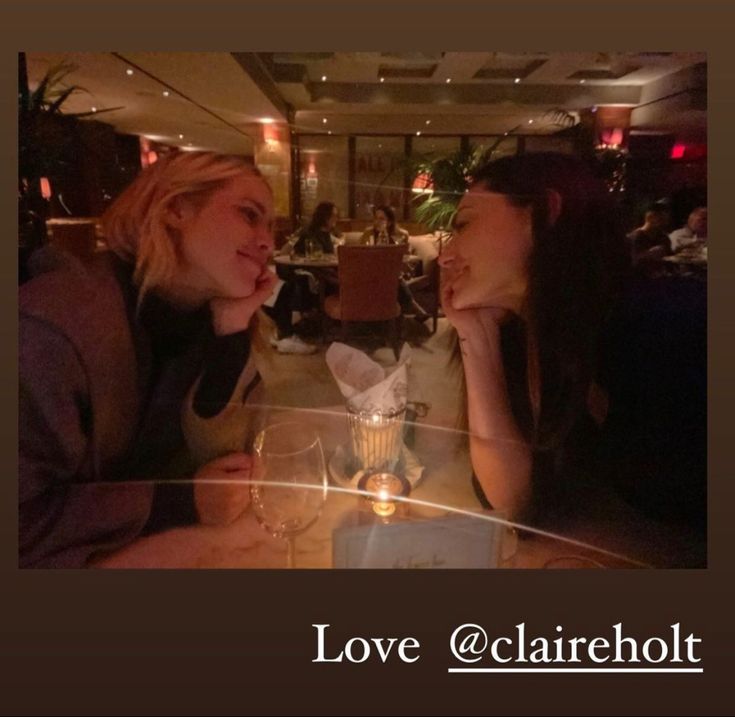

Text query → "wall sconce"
[40,177,52,200]
[411,172,434,195]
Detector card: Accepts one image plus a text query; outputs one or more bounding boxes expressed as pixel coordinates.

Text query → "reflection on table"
[93,406,701,570]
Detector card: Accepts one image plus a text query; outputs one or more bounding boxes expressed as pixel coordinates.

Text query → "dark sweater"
[19,252,256,567]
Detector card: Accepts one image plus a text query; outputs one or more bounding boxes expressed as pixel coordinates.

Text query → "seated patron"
[669,206,707,253]
[627,204,672,267]
[361,205,429,322]
[267,202,342,354]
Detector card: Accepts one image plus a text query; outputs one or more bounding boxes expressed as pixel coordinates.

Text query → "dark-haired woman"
[293,201,339,256]
[361,205,429,322]
[268,202,341,354]
[440,152,705,537]
[360,205,409,246]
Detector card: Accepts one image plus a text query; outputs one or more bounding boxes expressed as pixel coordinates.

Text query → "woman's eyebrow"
[237,197,268,215]
[451,210,471,228]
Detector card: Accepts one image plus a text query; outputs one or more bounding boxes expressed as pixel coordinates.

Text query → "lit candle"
[360,472,410,518]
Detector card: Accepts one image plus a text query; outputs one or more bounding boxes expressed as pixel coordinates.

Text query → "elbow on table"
[470,438,533,521]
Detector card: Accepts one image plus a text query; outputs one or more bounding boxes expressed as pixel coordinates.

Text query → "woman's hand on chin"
[210,267,278,336]
[441,281,511,343]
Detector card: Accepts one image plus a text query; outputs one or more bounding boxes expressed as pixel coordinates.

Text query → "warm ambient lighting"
[126,68,134,76]
[412,172,434,194]
[260,117,275,124]
[322,118,328,124]
[580,79,586,84]
[445,78,452,83]
[514,77,521,84]
[600,128,623,146]
[91,107,97,113]
[321,75,327,81]
[179,133,184,139]
[416,131,422,136]
[40,177,52,200]
[425,120,431,125]
[670,143,707,160]
[380,77,385,83]
[528,119,534,124]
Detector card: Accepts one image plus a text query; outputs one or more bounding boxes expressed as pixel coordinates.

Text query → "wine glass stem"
[286,536,296,569]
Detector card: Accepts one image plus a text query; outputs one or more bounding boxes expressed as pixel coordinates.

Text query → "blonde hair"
[102,150,266,301]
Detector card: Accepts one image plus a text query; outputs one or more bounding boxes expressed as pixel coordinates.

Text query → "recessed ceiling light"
[504,131,509,136]
[514,78,521,84]
[328,130,332,135]
[91,107,97,113]
[445,78,452,84]
[416,131,422,136]
[380,77,385,83]
[528,119,534,124]
[322,118,328,124]
[162,91,169,97]
[579,79,586,84]
[425,120,431,125]
[126,68,134,76]
[179,134,184,139]
[321,75,327,82]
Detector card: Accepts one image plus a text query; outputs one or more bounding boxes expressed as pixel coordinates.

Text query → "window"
[298,135,349,223]
[354,136,406,220]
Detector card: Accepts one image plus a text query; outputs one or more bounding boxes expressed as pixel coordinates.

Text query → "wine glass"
[250,422,328,568]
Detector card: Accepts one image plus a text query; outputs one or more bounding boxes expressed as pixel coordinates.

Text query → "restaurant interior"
[18,52,707,569]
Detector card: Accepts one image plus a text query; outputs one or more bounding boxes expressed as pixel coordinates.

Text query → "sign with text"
[332,513,505,569]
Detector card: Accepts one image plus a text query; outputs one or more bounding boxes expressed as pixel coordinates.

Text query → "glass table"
[91,405,703,570]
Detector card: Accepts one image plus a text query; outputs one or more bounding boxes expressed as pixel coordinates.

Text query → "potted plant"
[409,135,517,232]
[18,54,120,280]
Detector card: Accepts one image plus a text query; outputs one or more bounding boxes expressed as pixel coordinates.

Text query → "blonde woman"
[19,151,278,567]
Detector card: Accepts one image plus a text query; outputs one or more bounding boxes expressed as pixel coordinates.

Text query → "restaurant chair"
[323,244,405,360]
[403,231,446,335]
[403,260,440,334]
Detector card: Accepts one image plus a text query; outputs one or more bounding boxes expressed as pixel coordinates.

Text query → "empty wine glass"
[250,422,328,568]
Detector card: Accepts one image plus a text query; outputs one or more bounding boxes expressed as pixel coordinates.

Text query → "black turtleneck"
[109,260,255,533]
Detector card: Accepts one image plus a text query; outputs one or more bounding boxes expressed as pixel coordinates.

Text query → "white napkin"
[325,342,411,413]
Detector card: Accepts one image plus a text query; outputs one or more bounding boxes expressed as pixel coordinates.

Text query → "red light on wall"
[600,128,624,146]
[263,124,279,143]
[412,172,434,194]
[671,143,707,161]
[40,177,52,200]
[671,144,686,159]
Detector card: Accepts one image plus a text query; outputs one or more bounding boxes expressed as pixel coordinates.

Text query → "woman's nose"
[256,226,274,256]
[438,239,456,267]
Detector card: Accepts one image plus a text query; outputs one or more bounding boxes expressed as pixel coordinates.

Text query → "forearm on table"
[460,324,532,515]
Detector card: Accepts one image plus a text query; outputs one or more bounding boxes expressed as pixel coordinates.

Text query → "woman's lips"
[236,251,264,271]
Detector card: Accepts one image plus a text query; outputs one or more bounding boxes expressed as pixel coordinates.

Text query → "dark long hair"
[470,153,630,462]
[308,201,336,232]
[374,204,398,237]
